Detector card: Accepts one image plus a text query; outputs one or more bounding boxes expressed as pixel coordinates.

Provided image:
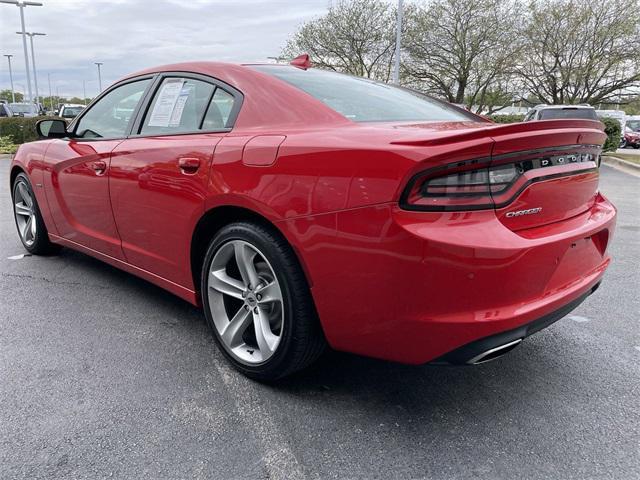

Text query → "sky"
[0,0,331,99]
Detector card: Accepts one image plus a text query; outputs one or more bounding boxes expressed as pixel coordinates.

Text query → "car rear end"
[387,119,615,364]
[309,119,615,365]
[249,64,616,365]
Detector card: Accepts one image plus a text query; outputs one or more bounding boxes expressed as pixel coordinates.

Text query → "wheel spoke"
[18,183,32,207]
[209,269,245,299]
[220,306,252,347]
[23,216,33,242]
[234,242,259,288]
[15,202,31,218]
[30,215,37,238]
[256,281,282,305]
[253,308,279,355]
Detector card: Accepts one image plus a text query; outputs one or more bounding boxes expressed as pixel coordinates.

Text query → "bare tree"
[517,0,640,105]
[402,0,523,113]
[281,0,399,81]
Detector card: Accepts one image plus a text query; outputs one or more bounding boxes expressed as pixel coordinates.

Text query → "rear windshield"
[251,65,476,123]
[539,108,598,120]
[9,103,36,114]
[62,107,84,116]
[626,120,640,132]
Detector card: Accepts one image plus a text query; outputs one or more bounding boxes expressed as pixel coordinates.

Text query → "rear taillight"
[401,149,599,211]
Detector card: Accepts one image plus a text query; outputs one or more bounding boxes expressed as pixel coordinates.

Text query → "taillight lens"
[401,150,599,211]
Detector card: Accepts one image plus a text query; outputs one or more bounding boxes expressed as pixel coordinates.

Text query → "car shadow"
[54,245,582,413]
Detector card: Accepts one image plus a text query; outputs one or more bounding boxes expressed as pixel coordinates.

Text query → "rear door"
[109,73,242,288]
[42,77,153,258]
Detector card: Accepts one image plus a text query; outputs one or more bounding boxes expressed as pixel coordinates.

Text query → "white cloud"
[0,0,328,98]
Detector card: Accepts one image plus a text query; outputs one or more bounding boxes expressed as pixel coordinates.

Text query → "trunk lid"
[390,119,605,231]
[488,120,604,231]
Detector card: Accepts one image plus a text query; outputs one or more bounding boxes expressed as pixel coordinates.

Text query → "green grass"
[0,136,18,155]
[606,152,640,165]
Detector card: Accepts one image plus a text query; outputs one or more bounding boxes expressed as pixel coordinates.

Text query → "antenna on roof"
[290,53,311,70]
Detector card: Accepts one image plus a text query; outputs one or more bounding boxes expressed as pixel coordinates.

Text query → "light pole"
[47,72,52,111]
[17,31,45,105]
[392,0,403,84]
[82,79,87,105]
[0,1,44,103]
[3,54,16,103]
[95,62,103,92]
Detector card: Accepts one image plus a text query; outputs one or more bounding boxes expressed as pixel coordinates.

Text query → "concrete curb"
[602,156,640,177]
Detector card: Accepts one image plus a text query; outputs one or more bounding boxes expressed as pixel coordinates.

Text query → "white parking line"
[7,253,31,260]
[215,363,309,480]
[568,315,591,323]
[635,346,640,352]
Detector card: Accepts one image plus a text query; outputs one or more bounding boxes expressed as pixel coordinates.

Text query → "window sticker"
[148,79,185,127]
[168,83,194,127]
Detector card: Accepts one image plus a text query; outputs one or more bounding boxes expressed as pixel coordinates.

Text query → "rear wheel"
[201,222,326,381]
[12,173,59,255]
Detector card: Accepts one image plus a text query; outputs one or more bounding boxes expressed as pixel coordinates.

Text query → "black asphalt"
[1,156,638,480]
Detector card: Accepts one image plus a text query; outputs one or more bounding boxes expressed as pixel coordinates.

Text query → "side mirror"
[36,119,68,139]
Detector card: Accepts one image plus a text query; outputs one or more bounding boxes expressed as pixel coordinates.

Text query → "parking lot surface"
[0,156,638,480]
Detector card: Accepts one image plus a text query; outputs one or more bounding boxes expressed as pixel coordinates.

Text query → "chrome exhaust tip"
[466,338,523,365]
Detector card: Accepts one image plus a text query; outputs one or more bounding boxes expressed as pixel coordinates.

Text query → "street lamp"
[47,72,52,111]
[0,1,44,103]
[95,62,103,92]
[3,54,16,103]
[17,31,46,105]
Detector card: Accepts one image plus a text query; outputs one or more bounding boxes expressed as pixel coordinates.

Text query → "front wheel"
[201,222,326,381]
[12,173,60,255]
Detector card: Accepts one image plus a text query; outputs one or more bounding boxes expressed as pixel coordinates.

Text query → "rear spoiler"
[390,119,605,147]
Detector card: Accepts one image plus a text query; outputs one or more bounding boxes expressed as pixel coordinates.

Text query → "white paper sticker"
[148,79,185,127]
[168,84,194,127]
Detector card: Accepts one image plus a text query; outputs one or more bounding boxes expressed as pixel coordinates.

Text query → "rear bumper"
[434,282,599,365]
[304,192,616,364]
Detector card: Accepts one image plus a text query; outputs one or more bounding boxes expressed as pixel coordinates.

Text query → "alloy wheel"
[207,240,284,365]
[14,181,37,247]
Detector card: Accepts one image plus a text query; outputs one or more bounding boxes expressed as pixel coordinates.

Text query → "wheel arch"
[10,165,26,192]
[190,205,313,300]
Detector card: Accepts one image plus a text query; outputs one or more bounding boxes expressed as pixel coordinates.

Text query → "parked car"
[0,103,14,117]
[10,59,616,380]
[523,104,599,122]
[620,125,640,148]
[9,102,40,118]
[58,104,85,119]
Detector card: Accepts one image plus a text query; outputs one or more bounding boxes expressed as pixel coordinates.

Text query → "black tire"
[201,221,326,381]
[633,144,640,149]
[620,139,627,149]
[12,173,60,255]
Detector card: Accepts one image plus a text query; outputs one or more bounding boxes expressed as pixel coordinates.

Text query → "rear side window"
[202,88,235,130]
[140,77,238,135]
[251,65,477,123]
[539,109,598,120]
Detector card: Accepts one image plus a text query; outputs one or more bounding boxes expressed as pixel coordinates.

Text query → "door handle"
[178,157,201,174]
[90,160,107,175]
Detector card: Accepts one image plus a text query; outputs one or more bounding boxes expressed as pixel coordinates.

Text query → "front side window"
[75,79,151,139]
[251,65,478,123]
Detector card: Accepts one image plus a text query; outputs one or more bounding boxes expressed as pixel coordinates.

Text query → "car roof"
[62,103,85,107]
[118,61,352,130]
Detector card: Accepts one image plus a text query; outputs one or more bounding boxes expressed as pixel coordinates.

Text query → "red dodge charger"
[10,58,616,380]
